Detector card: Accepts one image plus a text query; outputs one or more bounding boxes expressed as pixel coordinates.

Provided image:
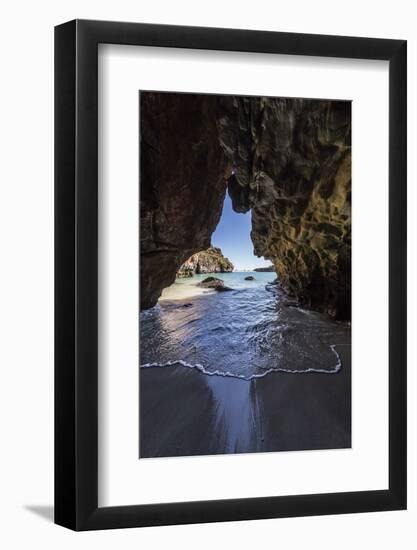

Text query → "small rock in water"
[197,276,233,292]
[198,276,218,285]
[244,275,255,281]
[215,285,233,292]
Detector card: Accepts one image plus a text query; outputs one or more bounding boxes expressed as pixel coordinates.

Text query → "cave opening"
[140,91,351,320]
[158,185,275,302]
[209,186,270,273]
[139,91,352,459]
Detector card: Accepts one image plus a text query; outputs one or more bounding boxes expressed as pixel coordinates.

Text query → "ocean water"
[140,272,350,381]
[159,271,275,300]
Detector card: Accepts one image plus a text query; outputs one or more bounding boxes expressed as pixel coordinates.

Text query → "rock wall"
[140,92,351,319]
[219,97,351,319]
[140,92,230,309]
[178,247,234,277]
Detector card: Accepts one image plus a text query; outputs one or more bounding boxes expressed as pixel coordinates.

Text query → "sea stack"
[177,247,234,277]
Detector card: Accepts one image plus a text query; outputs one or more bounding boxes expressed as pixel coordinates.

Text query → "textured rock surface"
[178,247,234,277]
[140,93,230,309]
[140,92,351,319]
[219,97,351,319]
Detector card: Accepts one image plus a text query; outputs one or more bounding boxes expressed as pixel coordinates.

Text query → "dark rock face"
[197,276,233,292]
[218,97,351,319]
[140,93,230,309]
[140,92,351,319]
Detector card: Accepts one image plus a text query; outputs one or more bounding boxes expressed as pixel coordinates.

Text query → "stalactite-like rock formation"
[219,97,351,319]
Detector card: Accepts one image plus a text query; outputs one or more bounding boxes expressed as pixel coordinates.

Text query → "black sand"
[139,345,351,458]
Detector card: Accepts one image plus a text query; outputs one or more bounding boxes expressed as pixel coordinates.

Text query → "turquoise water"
[160,271,275,300]
[140,272,350,380]
[187,271,276,288]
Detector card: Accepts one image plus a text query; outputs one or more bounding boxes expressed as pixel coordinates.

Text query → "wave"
[140,344,342,381]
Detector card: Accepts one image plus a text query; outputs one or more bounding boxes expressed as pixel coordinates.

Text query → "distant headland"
[253,265,275,272]
[177,247,234,278]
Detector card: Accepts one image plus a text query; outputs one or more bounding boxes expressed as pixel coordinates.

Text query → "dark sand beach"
[138,93,352,460]
[139,343,350,458]
[139,273,351,458]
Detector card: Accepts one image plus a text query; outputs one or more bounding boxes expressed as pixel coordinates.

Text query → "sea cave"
[140,92,351,320]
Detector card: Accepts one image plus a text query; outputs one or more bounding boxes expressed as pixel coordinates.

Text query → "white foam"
[140,345,343,381]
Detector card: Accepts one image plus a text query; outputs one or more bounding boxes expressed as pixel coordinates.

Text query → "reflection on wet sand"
[139,277,351,458]
[139,345,351,458]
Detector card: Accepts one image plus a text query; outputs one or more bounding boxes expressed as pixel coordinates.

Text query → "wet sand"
[139,345,351,458]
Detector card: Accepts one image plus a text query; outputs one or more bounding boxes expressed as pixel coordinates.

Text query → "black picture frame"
[55,19,407,531]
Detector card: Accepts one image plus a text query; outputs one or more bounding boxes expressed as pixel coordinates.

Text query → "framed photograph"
[55,19,406,530]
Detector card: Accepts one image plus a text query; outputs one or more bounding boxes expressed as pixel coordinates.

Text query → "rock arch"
[140,92,351,319]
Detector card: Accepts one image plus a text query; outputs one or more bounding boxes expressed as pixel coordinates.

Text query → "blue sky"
[211,194,271,271]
